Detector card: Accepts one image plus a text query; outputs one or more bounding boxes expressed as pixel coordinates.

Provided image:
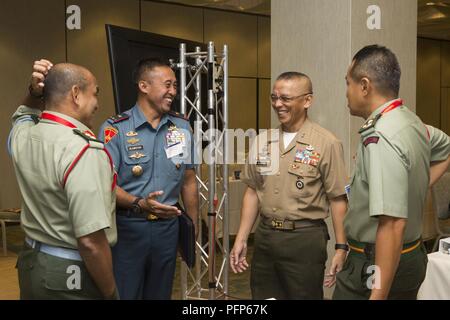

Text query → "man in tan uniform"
[9,59,118,299]
[333,45,450,300]
[230,72,349,299]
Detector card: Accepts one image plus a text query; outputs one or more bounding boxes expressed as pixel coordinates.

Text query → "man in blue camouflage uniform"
[99,58,199,300]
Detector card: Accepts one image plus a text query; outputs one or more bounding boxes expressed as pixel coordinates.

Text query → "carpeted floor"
[0,223,253,300]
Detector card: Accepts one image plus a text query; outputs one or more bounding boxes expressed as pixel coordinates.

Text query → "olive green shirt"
[10,106,117,249]
[242,118,347,220]
[344,100,450,243]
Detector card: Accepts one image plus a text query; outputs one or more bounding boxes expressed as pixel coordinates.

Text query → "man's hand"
[324,249,347,288]
[141,191,181,219]
[230,239,249,273]
[30,59,53,96]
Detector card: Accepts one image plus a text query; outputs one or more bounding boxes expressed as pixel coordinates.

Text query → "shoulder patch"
[168,110,189,121]
[73,129,103,144]
[363,136,380,147]
[103,126,118,144]
[358,113,382,134]
[109,113,129,124]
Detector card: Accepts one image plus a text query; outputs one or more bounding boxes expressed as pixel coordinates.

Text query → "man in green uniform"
[333,45,450,300]
[9,59,118,299]
[230,72,349,299]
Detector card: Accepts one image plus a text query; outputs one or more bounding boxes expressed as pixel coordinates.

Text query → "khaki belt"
[348,239,421,257]
[261,215,325,231]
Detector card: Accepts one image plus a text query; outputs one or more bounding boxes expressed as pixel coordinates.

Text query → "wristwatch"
[131,197,143,214]
[335,243,349,251]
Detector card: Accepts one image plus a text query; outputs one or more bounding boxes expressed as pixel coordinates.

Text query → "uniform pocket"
[287,163,318,197]
[44,256,85,292]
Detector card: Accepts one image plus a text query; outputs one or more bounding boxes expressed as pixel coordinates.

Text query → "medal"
[132,165,143,177]
[126,131,138,137]
[129,152,146,159]
[127,138,140,145]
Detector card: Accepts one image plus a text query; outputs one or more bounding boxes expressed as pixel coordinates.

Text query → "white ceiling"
[157,0,450,41]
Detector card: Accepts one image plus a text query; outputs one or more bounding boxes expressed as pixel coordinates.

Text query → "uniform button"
[272,207,277,212]
[281,155,285,158]
[274,189,279,194]
[277,172,280,176]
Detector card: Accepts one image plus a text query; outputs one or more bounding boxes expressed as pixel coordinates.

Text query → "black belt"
[116,209,160,221]
[261,215,326,231]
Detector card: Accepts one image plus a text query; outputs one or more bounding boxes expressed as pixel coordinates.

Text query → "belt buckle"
[147,213,159,221]
[364,244,374,259]
[271,219,284,230]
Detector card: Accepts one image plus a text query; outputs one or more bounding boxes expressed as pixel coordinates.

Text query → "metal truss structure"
[172,41,229,300]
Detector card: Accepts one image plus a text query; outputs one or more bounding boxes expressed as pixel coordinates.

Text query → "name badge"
[165,142,183,159]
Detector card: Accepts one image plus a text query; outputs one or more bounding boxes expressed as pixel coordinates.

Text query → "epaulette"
[358,113,382,134]
[108,113,129,124]
[31,115,40,124]
[73,129,103,144]
[168,110,189,121]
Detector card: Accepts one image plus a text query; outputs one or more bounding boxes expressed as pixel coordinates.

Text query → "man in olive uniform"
[9,60,118,299]
[333,45,450,300]
[230,72,349,300]
[98,58,198,300]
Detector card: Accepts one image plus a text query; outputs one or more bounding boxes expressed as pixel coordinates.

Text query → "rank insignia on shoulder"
[109,113,129,124]
[104,126,118,144]
[73,129,103,143]
[359,114,382,134]
[363,136,380,147]
[168,110,189,121]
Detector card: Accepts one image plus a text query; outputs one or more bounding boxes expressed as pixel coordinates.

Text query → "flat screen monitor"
[105,24,205,114]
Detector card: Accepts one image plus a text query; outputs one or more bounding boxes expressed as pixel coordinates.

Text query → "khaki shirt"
[242,118,347,220]
[344,100,450,243]
[10,106,117,249]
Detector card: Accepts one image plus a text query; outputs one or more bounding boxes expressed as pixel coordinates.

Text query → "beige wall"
[417,37,450,135]
[0,0,270,208]
[0,0,66,209]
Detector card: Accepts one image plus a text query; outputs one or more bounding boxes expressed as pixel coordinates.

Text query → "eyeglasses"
[270,92,312,104]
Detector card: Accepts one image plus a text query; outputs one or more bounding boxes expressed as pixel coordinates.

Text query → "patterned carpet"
[2,223,253,300]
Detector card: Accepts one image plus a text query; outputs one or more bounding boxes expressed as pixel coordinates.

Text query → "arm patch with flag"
[104,126,118,144]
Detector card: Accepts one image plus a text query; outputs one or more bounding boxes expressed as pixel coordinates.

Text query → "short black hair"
[132,57,170,85]
[350,45,401,97]
[43,64,89,106]
[276,71,313,93]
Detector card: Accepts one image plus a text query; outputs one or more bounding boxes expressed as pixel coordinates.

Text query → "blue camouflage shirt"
[98,104,194,205]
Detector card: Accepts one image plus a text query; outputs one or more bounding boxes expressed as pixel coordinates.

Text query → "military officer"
[98,58,199,300]
[333,45,450,300]
[230,72,349,300]
[9,60,118,299]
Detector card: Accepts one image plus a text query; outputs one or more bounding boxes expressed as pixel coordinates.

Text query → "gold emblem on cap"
[129,152,146,159]
[126,131,138,137]
[127,138,140,145]
[132,165,143,177]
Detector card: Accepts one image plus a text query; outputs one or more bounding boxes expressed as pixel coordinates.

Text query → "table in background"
[418,252,450,300]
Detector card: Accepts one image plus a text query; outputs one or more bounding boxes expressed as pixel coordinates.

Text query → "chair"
[0,208,21,256]
[431,172,450,252]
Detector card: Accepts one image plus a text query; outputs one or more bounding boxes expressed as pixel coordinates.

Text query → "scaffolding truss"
[172,42,229,300]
